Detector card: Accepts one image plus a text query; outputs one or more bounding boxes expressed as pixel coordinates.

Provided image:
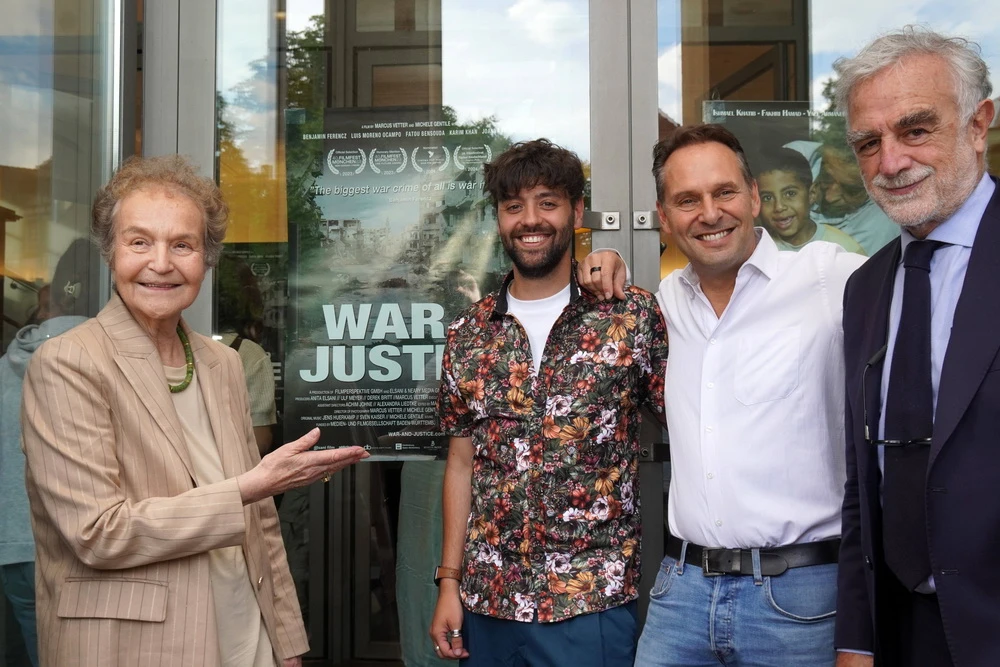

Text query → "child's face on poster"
[757,170,811,241]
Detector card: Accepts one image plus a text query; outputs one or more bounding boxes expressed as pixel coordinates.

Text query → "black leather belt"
[666,535,840,577]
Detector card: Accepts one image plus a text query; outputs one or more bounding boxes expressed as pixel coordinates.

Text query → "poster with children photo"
[702,100,898,259]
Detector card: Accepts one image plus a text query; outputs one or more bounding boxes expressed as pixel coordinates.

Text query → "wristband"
[433,566,462,586]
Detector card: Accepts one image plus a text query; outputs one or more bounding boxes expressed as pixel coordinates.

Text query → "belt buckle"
[701,549,723,576]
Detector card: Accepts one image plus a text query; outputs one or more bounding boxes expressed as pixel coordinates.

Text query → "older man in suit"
[834,28,1000,667]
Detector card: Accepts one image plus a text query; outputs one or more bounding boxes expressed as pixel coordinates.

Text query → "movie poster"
[658,101,898,277]
[283,107,510,458]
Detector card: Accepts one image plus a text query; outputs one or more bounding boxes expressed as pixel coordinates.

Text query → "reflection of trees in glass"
[284,118,326,256]
[285,14,327,113]
[812,78,847,149]
[283,14,331,258]
[422,106,513,309]
[214,14,327,246]
[217,93,284,241]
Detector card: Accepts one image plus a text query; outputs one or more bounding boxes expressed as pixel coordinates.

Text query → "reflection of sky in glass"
[656,0,681,123]
[218,0,323,92]
[810,0,1000,111]
[286,0,323,32]
[220,0,1000,172]
[0,3,57,168]
[216,0,324,168]
[218,0,590,164]
[441,0,590,160]
[218,0,270,94]
[656,0,1000,117]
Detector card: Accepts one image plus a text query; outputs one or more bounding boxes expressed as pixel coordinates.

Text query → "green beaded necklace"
[168,325,195,393]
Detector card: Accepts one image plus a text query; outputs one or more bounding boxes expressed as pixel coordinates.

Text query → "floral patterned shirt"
[437,271,668,623]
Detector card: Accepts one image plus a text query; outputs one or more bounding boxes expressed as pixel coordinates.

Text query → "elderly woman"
[20,155,367,667]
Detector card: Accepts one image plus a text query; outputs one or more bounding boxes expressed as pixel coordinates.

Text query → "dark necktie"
[882,239,946,590]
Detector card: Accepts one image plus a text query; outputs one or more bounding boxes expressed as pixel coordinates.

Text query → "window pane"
[0,1,118,662]
[656,0,1000,272]
[215,0,588,662]
[1,1,111,349]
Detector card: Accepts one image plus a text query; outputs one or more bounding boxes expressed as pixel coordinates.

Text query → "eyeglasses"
[862,344,933,449]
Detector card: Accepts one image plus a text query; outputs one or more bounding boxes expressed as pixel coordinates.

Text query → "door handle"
[633,210,657,230]
[582,210,620,231]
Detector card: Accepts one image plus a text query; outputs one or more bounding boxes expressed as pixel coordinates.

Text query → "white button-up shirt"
[659,230,866,548]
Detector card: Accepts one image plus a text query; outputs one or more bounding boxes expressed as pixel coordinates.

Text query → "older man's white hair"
[833,26,992,125]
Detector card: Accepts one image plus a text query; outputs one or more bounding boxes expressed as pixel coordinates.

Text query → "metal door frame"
[589,0,667,624]
[143,0,217,333]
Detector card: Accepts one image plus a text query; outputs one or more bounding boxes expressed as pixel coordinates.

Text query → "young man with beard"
[429,139,668,666]
[579,125,866,666]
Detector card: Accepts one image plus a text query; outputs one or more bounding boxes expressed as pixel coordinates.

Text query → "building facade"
[3,1,1000,665]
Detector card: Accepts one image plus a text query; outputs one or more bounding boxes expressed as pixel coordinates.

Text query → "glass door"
[0,0,135,663]
[197,1,1000,663]
[205,0,658,664]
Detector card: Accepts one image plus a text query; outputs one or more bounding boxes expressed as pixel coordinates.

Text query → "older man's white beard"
[868,165,941,228]
[871,165,935,192]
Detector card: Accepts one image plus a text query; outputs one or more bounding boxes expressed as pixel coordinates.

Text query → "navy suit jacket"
[836,176,1000,665]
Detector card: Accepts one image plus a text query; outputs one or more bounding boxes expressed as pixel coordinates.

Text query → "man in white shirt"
[580,124,865,666]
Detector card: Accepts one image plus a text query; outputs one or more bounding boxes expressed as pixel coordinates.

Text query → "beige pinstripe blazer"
[21,295,309,667]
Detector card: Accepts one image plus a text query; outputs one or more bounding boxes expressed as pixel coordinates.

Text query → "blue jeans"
[635,552,836,666]
[1,562,39,667]
[461,602,638,667]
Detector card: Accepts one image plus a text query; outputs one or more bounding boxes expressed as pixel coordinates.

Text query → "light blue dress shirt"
[877,173,995,592]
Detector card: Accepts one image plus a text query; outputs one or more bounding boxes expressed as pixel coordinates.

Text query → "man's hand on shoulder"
[835,651,874,667]
[576,250,628,301]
